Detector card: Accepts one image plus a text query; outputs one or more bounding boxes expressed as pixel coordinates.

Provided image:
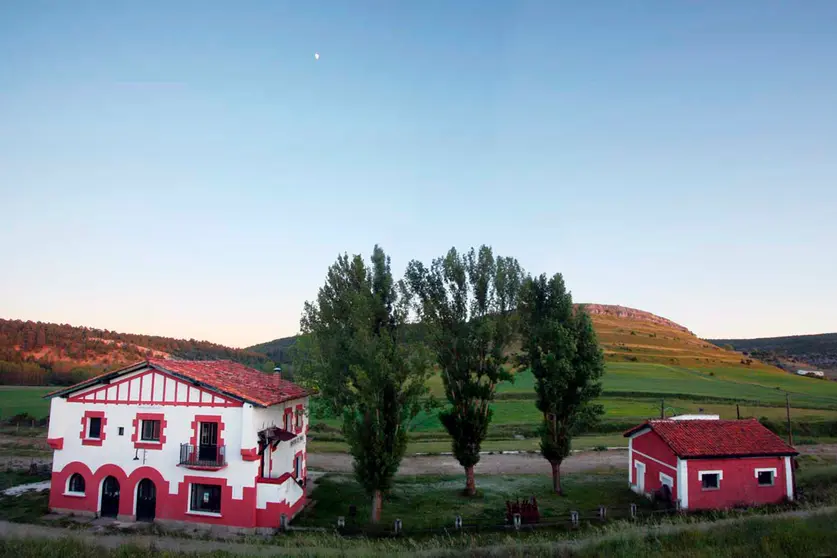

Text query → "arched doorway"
[100,476,120,518]
[136,478,156,522]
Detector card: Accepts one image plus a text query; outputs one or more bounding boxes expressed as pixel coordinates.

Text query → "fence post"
[513,513,521,530]
[598,505,607,520]
[454,515,462,530]
[630,503,637,519]
[394,518,402,534]
[337,516,345,528]
[570,511,579,527]
[675,499,682,512]
[280,514,288,531]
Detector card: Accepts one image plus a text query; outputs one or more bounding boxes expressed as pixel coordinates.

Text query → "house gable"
[67,367,242,407]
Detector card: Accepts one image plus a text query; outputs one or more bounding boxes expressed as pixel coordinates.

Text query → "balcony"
[179,444,227,470]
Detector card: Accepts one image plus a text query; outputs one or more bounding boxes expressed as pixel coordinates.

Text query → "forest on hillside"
[0,319,270,386]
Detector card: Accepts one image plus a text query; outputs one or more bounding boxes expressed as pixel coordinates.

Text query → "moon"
[314,52,320,60]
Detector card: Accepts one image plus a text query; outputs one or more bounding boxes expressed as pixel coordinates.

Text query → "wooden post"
[736,404,740,420]
[660,399,665,419]
[786,393,793,446]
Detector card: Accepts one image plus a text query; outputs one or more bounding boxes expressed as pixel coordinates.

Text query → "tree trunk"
[465,465,476,496]
[551,461,563,495]
[371,490,383,523]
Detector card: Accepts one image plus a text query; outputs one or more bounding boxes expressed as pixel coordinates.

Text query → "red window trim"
[189,415,225,449]
[131,412,168,450]
[79,411,107,446]
[283,408,293,432]
[295,404,304,433]
[294,449,305,479]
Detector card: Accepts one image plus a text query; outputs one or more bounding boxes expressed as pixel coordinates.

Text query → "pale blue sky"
[1,1,835,347]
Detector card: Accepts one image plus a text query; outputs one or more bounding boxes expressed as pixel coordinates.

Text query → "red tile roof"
[46,359,309,407]
[624,419,797,458]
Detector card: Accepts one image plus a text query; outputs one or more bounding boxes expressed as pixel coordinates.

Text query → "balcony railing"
[179,444,226,469]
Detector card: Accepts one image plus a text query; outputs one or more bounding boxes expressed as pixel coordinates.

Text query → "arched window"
[68,473,86,494]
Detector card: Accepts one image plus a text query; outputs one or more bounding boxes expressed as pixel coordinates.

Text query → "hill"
[250,304,764,371]
[710,333,837,374]
[0,318,271,386]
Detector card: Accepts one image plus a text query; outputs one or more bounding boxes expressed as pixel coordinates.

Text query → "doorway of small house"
[198,422,219,463]
[136,478,156,521]
[635,462,646,493]
[100,476,120,518]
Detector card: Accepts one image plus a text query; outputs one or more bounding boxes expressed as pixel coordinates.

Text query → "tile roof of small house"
[46,358,309,407]
[624,418,798,458]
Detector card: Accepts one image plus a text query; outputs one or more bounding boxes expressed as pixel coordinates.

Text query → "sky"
[1,1,836,348]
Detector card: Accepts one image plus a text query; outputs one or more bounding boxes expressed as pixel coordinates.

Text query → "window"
[118,427,125,436]
[294,455,303,478]
[756,468,776,486]
[701,473,720,490]
[284,411,291,431]
[141,420,161,442]
[295,408,303,430]
[88,417,102,439]
[67,473,85,494]
[189,484,221,514]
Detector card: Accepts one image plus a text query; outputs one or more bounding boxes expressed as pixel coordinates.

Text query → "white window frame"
[87,416,102,440]
[755,467,777,487]
[186,483,223,517]
[659,472,674,488]
[65,473,86,497]
[698,470,723,491]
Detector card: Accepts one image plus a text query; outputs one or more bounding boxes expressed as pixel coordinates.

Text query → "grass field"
[0,386,52,419]
[295,469,649,529]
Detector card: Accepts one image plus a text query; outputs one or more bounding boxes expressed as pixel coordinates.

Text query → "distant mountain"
[709,333,837,373]
[0,318,271,386]
[250,304,762,371]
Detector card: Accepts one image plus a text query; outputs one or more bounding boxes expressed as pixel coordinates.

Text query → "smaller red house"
[624,417,798,510]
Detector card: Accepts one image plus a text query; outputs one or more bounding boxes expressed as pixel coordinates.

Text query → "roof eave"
[43,361,150,399]
[623,422,651,438]
[679,451,800,459]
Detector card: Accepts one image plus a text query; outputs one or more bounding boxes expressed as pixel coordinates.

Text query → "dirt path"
[3,443,833,477]
[309,449,628,476]
[0,506,835,557]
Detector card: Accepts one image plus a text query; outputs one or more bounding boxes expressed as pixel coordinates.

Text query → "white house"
[45,358,310,531]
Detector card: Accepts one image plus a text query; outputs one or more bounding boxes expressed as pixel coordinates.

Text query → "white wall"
[251,396,308,479]
[49,397,258,499]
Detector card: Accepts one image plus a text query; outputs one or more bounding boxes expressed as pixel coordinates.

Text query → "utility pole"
[785,393,793,446]
[736,404,740,420]
[660,399,665,420]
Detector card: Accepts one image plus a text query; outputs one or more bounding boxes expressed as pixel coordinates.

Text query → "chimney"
[273,366,282,379]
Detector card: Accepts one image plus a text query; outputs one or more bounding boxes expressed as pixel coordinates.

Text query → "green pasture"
[308,433,627,454]
[0,387,52,419]
[497,362,837,409]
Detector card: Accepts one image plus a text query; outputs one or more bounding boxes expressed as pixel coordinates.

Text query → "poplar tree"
[298,246,432,522]
[406,246,522,495]
[518,273,604,494]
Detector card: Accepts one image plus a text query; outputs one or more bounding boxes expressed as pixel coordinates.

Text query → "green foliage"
[0,318,269,386]
[518,274,604,491]
[405,246,523,488]
[297,246,433,519]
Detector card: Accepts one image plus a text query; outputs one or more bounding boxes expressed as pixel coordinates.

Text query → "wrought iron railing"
[179,443,226,468]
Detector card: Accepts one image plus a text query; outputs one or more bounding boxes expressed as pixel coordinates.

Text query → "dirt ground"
[3,441,834,477]
[308,449,627,476]
[308,444,837,476]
